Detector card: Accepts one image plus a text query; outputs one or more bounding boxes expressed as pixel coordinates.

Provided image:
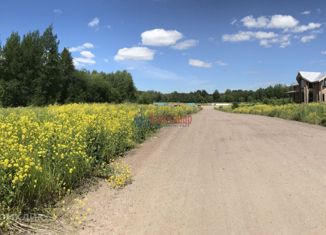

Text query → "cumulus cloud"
[188,59,212,68]
[222,31,291,48]
[80,51,95,58]
[172,39,198,50]
[222,31,278,42]
[83,43,94,49]
[301,35,316,43]
[69,42,94,52]
[73,53,96,67]
[241,16,269,28]
[268,15,299,29]
[141,28,183,46]
[73,57,96,66]
[71,46,96,67]
[114,47,155,61]
[292,22,321,33]
[260,34,291,48]
[222,31,252,42]
[241,15,299,29]
[224,14,322,48]
[88,17,100,27]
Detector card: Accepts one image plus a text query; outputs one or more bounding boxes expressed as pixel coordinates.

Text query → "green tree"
[21,31,43,105]
[33,25,62,105]
[212,90,220,102]
[59,48,75,102]
[0,32,24,106]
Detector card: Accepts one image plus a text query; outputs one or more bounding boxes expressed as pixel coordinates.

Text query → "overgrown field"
[220,103,326,126]
[0,103,199,230]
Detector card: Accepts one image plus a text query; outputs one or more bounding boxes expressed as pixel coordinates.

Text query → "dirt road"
[77,106,326,235]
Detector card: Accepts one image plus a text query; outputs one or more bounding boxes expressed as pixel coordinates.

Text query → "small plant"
[94,163,113,178]
[107,160,132,189]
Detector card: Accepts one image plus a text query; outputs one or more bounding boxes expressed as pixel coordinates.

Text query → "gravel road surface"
[77,106,326,235]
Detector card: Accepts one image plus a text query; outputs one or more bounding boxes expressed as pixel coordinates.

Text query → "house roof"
[297,71,326,83]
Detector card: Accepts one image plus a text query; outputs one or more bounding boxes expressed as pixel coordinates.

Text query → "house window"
[323,80,326,87]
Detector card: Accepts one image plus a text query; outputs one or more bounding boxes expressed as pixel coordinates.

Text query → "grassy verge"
[216,103,326,126]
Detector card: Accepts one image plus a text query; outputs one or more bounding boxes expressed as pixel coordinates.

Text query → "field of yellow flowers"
[0,103,198,230]
[229,103,326,126]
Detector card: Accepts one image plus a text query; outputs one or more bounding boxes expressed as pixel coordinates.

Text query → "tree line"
[137,85,291,104]
[0,26,137,107]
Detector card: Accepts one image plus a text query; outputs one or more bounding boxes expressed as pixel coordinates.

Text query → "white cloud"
[69,42,94,52]
[72,47,96,67]
[268,15,299,29]
[80,51,95,58]
[222,31,291,48]
[254,31,278,39]
[241,15,269,28]
[225,14,322,48]
[73,57,96,65]
[114,47,155,61]
[292,22,321,33]
[301,35,316,43]
[241,15,299,29]
[321,51,326,55]
[88,17,100,27]
[172,39,198,50]
[69,47,81,52]
[302,11,311,15]
[188,59,212,68]
[222,31,278,42]
[260,34,291,48]
[53,9,63,15]
[141,28,183,46]
[222,31,253,42]
[216,60,228,66]
[83,43,94,49]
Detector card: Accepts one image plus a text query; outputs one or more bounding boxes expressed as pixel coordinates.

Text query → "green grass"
[218,103,326,126]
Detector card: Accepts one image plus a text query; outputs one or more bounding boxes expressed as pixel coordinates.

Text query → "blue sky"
[1,0,326,92]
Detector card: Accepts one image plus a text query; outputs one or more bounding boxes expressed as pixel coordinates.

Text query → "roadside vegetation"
[0,103,199,232]
[217,103,326,127]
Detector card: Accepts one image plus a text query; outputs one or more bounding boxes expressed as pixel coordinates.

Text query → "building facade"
[292,71,326,103]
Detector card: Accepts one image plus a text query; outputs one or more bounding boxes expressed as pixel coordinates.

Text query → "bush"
[232,102,239,109]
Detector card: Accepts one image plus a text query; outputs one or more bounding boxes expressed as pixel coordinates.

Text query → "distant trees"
[0,26,137,107]
[137,85,291,104]
[212,90,220,102]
